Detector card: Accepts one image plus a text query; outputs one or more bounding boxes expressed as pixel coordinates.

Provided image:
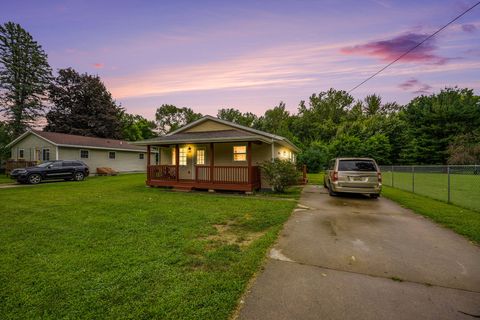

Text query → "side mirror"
[48,165,52,169]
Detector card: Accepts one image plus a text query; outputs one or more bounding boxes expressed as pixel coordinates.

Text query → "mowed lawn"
[382,172,480,212]
[0,174,297,319]
[0,174,13,184]
[307,173,324,185]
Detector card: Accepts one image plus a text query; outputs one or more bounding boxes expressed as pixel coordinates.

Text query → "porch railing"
[148,165,259,185]
[5,159,38,175]
[148,165,177,181]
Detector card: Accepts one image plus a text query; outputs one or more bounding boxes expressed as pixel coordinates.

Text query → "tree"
[402,87,480,164]
[120,112,156,141]
[297,141,329,173]
[217,108,257,127]
[45,68,124,139]
[0,121,13,163]
[362,134,392,164]
[255,102,292,136]
[447,130,480,165]
[155,104,202,135]
[0,22,52,136]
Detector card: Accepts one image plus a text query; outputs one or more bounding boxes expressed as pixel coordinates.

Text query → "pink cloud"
[93,63,104,69]
[398,78,432,94]
[341,32,448,65]
[462,24,477,33]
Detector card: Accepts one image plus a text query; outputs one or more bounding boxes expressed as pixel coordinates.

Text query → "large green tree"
[120,112,156,141]
[155,104,202,135]
[402,87,480,164]
[45,68,124,139]
[217,108,257,127]
[0,22,52,136]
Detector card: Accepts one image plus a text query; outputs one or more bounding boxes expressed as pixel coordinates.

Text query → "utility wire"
[348,1,480,93]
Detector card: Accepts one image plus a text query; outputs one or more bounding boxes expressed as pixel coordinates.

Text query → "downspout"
[271,139,275,162]
[55,146,59,160]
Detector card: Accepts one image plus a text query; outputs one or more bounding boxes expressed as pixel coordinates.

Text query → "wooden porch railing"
[148,165,177,181]
[195,165,260,185]
[5,160,38,175]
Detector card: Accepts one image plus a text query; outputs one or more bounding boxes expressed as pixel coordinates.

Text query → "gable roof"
[134,116,300,151]
[6,130,146,152]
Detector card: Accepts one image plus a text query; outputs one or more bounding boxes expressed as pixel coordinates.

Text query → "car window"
[50,162,63,168]
[37,161,53,167]
[338,160,377,172]
[62,161,73,167]
[71,162,83,167]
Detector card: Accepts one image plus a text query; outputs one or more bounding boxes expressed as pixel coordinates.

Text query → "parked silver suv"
[324,158,382,198]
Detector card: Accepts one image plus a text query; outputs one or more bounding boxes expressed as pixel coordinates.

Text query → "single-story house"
[133,115,300,192]
[6,130,155,174]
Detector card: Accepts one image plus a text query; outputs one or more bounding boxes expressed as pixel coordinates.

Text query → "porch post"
[175,144,179,182]
[210,142,214,183]
[147,145,151,181]
[247,141,252,184]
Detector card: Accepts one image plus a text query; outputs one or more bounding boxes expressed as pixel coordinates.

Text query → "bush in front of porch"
[261,159,300,193]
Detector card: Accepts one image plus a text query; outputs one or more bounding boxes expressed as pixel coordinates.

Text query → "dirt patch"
[205,224,266,247]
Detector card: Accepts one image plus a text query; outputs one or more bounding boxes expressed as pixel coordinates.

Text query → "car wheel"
[328,182,337,196]
[370,194,380,199]
[74,172,85,181]
[28,174,42,184]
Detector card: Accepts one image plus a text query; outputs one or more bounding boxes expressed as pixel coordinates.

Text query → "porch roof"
[133,130,273,145]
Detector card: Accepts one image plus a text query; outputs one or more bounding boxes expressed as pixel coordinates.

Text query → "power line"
[348,1,480,93]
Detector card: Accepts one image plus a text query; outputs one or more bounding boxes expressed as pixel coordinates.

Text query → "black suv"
[10,160,90,184]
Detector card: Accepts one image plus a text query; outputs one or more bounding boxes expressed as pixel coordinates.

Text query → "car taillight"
[377,172,382,183]
[332,171,338,182]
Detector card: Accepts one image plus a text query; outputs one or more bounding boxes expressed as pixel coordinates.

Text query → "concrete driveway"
[238,185,480,320]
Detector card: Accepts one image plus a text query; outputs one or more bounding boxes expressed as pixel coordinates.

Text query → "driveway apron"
[238,185,480,320]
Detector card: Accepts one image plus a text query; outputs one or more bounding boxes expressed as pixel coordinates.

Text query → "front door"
[178,146,194,180]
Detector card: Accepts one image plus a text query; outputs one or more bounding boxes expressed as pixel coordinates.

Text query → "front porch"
[145,141,262,192]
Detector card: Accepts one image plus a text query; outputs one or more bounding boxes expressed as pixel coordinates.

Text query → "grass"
[382,186,480,244]
[382,171,480,212]
[307,172,324,185]
[256,185,303,200]
[0,174,13,184]
[0,174,297,319]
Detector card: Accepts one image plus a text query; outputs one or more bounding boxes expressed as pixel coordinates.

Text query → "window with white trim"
[196,149,205,165]
[80,149,89,159]
[179,147,187,166]
[233,146,247,161]
[19,149,24,159]
[108,151,116,159]
[42,148,50,161]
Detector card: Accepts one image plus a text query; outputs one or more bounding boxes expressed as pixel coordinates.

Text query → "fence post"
[391,165,394,187]
[447,165,451,203]
[412,166,415,193]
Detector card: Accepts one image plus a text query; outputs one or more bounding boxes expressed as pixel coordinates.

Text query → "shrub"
[261,159,300,193]
[297,141,329,173]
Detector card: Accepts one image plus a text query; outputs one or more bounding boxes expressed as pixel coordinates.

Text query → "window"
[109,151,116,159]
[196,149,205,165]
[233,146,247,161]
[19,149,24,159]
[179,147,187,166]
[80,150,89,159]
[139,153,144,160]
[42,148,50,161]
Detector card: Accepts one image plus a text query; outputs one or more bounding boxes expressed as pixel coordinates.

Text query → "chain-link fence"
[379,165,480,212]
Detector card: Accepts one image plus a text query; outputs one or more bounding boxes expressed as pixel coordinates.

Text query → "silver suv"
[324,158,382,198]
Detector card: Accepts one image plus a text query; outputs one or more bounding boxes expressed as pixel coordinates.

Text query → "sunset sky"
[2,0,479,119]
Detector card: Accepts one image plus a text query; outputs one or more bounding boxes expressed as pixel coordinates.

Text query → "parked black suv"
[10,160,90,184]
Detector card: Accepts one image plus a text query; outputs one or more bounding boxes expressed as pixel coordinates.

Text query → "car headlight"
[15,169,27,174]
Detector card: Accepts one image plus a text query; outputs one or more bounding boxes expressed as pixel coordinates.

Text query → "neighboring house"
[6,130,154,174]
[133,115,300,192]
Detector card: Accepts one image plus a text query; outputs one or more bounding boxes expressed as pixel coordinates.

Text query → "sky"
[1,0,479,119]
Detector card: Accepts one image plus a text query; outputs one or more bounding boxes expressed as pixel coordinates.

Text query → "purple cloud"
[398,78,432,94]
[462,24,477,33]
[341,32,448,65]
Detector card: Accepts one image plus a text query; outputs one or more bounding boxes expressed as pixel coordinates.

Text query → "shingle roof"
[140,130,258,144]
[32,130,146,151]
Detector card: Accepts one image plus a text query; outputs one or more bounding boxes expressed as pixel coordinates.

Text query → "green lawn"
[307,173,324,185]
[382,186,480,244]
[0,174,297,319]
[0,174,13,184]
[382,171,480,212]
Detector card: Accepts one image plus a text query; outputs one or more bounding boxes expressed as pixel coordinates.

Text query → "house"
[6,130,153,174]
[133,115,300,192]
